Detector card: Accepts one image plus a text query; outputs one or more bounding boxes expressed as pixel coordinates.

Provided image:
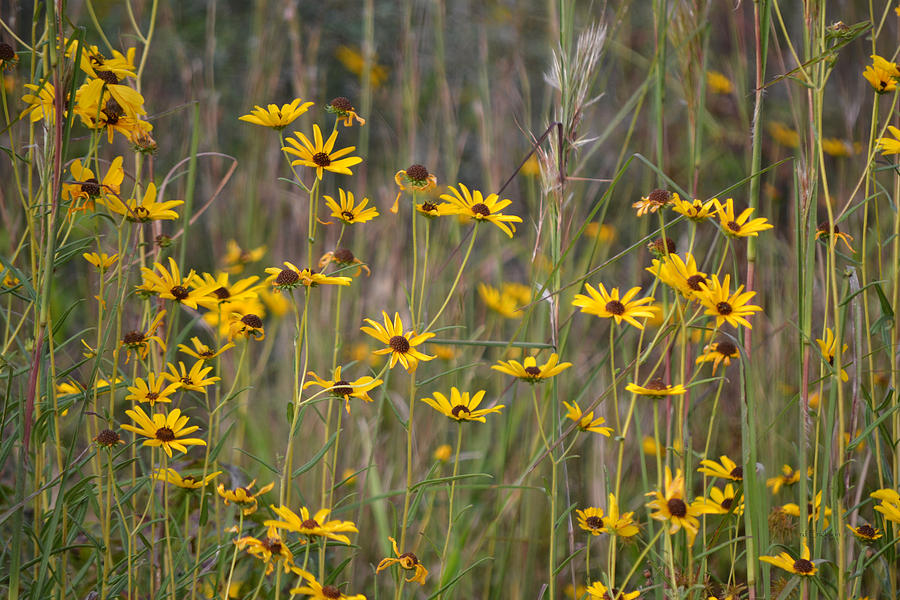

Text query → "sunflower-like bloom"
[760,543,817,576]
[163,360,221,392]
[83,251,119,271]
[563,401,612,436]
[421,387,504,423]
[766,465,804,494]
[102,183,183,222]
[875,125,900,155]
[121,406,207,458]
[633,189,673,216]
[218,480,274,516]
[626,377,687,399]
[646,467,712,544]
[572,283,658,329]
[64,156,124,213]
[863,54,900,93]
[178,336,235,360]
[326,96,365,127]
[290,572,366,600]
[223,240,267,274]
[491,353,572,383]
[235,526,308,575]
[846,523,882,543]
[647,252,708,299]
[698,455,743,481]
[439,183,523,238]
[265,505,358,545]
[304,366,383,414]
[871,488,900,524]
[70,43,137,80]
[781,491,832,527]
[815,222,855,253]
[361,311,435,372]
[193,272,262,311]
[21,81,60,122]
[239,98,313,129]
[576,507,605,535]
[228,312,266,341]
[478,283,522,318]
[714,198,774,238]
[282,124,363,180]
[670,196,716,222]
[603,493,639,537]
[816,327,849,382]
[696,484,743,515]
[323,189,379,224]
[120,311,167,363]
[696,340,739,372]
[695,274,762,329]
[414,199,457,218]
[392,163,439,213]
[154,468,221,489]
[265,261,353,291]
[585,581,640,600]
[376,536,428,585]
[126,372,181,407]
[318,248,370,277]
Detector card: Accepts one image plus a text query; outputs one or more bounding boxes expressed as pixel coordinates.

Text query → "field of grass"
[2,1,900,599]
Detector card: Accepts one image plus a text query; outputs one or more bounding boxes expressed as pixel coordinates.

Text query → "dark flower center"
[726,221,741,232]
[312,151,331,167]
[647,189,671,205]
[156,427,176,442]
[95,429,120,447]
[451,404,471,418]
[104,98,124,118]
[96,70,119,85]
[524,366,542,377]
[644,377,668,391]
[687,274,707,291]
[321,586,342,599]
[330,96,352,112]
[715,341,737,355]
[146,392,159,401]
[241,314,263,328]
[333,380,353,397]
[730,466,744,480]
[857,524,876,538]
[650,237,676,255]
[0,43,14,61]
[170,285,190,301]
[421,202,438,213]
[213,286,230,300]
[470,203,491,217]
[81,178,101,197]
[720,497,733,510]
[341,210,356,221]
[122,330,145,345]
[262,537,283,554]
[276,268,300,286]
[399,552,419,566]
[300,519,320,529]
[793,558,814,574]
[389,335,410,353]
[605,300,626,315]
[667,498,688,518]
[585,516,603,529]
[180,376,193,386]
[333,248,355,263]
[200,349,215,358]
[405,164,429,182]
[716,301,733,315]
[183,476,197,484]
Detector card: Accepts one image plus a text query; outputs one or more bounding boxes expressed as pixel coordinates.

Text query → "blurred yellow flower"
[335,44,388,87]
[706,70,733,94]
[769,121,799,148]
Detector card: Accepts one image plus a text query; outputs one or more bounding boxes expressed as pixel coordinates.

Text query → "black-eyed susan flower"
[781,491,832,527]
[695,274,762,329]
[633,188,673,216]
[647,252,707,299]
[126,372,181,407]
[626,377,687,399]
[815,222,855,252]
[361,311,435,372]
[121,406,207,458]
[478,283,522,318]
[265,261,353,291]
[585,580,640,600]
[335,44,388,87]
[193,272,262,311]
[414,199,457,218]
[177,336,235,360]
[602,493,639,537]
[138,258,214,309]
[576,507,605,535]
[572,283,658,329]
[326,96,365,127]
[323,189,379,225]
[164,360,221,392]
[228,312,266,341]
[647,236,676,258]
[217,480,274,516]
[290,572,366,600]
[69,42,137,80]
[121,311,167,363]
[671,196,716,222]
[21,81,61,122]
[440,183,523,237]
[706,70,733,94]
[563,401,612,436]
[376,536,428,585]
[304,366,383,414]
[696,340,740,372]
[102,182,183,222]
[64,156,124,213]
[83,251,119,271]
[154,468,221,489]
[318,248,370,277]
[265,505,358,545]
[816,327,849,382]
[714,198,774,238]
[392,164,438,213]
[846,523,882,543]
[863,54,900,93]
[875,125,900,155]
[203,298,266,337]
[697,484,743,515]
[94,428,125,448]
[760,543,817,576]
[766,465,804,494]
[421,387,504,423]
[282,124,362,180]
[871,488,900,523]
[223,240,266,274]
[646,467,711,544]
[698,455,743,481]
[491,353,572,383]
[1,260,19,288]
[239,98,313,129]
[235,526,307,575]
[0,42,18,70]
